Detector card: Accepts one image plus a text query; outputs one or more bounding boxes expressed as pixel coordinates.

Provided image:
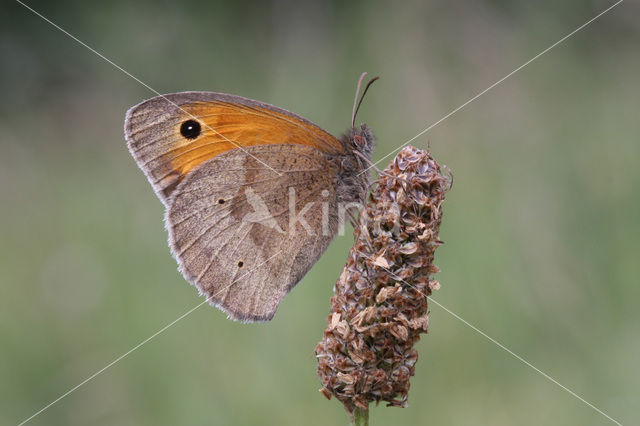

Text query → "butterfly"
[124,73,378,322]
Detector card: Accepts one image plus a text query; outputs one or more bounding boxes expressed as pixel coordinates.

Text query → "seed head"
[315,145,452,414]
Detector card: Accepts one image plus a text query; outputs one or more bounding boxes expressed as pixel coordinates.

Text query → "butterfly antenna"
[351,72,367,127]
[351,73,380,127]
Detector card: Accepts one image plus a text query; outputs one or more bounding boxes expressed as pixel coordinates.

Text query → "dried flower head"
[315,145,452,415]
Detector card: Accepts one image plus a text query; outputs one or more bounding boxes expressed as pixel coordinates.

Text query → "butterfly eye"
[218,199,225,204]
[237,261,244,268]
[180,120,201,139]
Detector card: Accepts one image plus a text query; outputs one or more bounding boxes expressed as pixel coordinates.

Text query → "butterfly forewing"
[124,92,343,206]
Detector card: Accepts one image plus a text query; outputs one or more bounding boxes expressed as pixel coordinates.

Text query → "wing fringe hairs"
[315,146,452,416]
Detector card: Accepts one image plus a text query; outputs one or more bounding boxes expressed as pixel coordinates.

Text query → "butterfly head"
[344,124,375,159]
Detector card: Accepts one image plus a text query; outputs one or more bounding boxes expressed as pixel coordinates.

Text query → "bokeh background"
[1,0,638,425]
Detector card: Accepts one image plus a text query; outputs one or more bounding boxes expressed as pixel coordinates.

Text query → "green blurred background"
[1,0,638,425]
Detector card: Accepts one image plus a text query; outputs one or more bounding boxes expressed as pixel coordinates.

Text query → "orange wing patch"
[171,101,342,178]
[125,92,343,205]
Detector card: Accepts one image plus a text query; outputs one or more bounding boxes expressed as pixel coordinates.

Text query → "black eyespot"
[237,261,244,268]
[180,120,201,139]
[218,199,225,204]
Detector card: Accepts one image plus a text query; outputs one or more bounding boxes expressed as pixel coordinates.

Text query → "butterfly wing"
[124,92,343,206]
[167,144,338,321]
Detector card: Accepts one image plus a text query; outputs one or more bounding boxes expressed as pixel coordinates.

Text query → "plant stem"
[352,407,369,426]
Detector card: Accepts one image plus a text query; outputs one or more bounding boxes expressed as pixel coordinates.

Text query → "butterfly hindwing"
[166,144,338,322]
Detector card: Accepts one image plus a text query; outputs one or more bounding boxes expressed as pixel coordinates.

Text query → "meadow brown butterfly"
[124,73,378,322]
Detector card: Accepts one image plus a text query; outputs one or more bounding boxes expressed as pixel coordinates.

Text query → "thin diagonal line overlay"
[17,250,283,426]
[15,1,624,425]
[363,254,623,425]
[361,0,623,176]
[15,0,282,176]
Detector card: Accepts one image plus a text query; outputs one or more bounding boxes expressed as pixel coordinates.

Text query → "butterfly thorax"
[332,124,375,208]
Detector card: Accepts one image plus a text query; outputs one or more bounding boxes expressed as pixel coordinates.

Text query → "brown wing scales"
[166,144,338,322]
